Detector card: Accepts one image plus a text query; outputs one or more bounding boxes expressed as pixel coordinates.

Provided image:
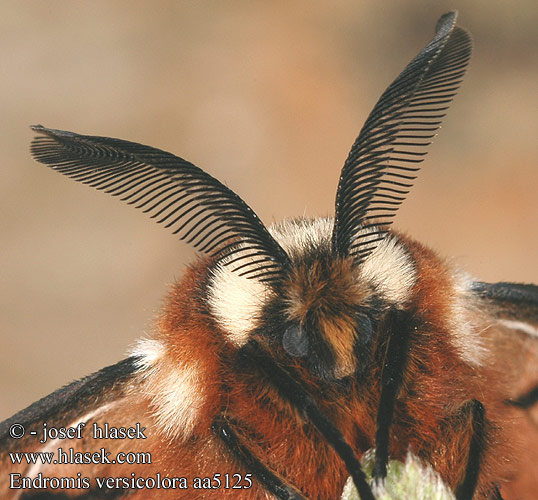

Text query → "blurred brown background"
[1,1,536,420]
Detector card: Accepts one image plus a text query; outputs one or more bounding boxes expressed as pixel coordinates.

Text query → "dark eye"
[282,323,309,358]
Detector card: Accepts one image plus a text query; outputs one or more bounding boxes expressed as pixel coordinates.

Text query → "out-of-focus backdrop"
[1,1,536,419]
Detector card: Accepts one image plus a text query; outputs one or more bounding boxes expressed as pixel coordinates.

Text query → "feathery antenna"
[333,11,472,262]
[30,125,289,282]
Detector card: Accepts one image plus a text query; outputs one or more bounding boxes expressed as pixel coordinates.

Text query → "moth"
[1,11,537,500]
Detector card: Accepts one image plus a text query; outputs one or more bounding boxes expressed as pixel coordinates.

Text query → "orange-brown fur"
[283,257,371,378]
[130,239,514,499]
[2,235,535,499]
[395,236,508,496]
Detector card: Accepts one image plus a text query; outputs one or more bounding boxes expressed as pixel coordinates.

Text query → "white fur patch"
[208,260,269,346]
[447,271,487,367]
[129,336,165,369]
[130,337,204,440]
[268,217,333,255]
[146,360,203,440]
[358,234,417,305]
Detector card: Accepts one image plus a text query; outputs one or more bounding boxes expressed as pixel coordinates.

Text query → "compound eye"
[282,323,309,358]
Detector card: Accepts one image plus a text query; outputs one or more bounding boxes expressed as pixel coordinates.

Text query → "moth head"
[30,12,471,381]
[207,11,471,379]
[207,217,418,380]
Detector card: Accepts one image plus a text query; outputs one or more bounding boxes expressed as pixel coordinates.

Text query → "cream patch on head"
[358,233,417,304]
[208,258,270,346]
[268,217,333,256]
[207,218,418,347]
[207,218,333,346]
[448,270,488,366]
[129,337,204,440]
[271,219,417,305]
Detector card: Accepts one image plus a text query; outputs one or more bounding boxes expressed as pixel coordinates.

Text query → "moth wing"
[0,357,144,498]
[472,281,538,498]
[472,281,538,402]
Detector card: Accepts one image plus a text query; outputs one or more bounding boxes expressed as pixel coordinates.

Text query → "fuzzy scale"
[124,225,512,498]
